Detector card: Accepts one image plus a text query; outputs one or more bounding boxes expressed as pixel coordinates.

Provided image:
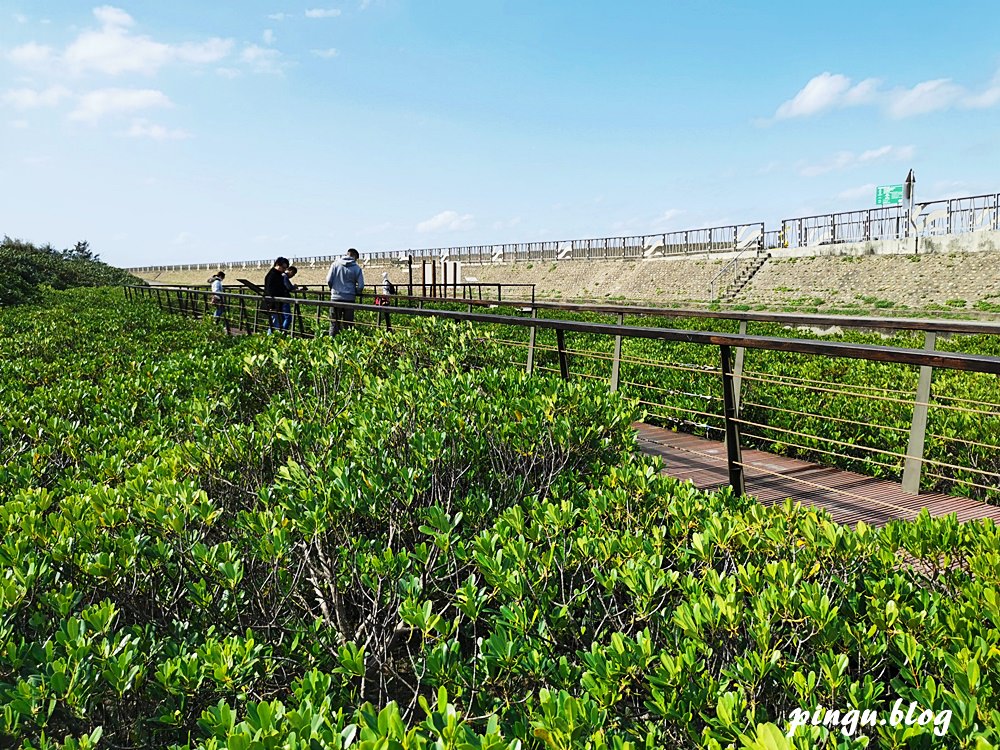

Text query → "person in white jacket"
[208,270,225,321]
[326,248,365,334]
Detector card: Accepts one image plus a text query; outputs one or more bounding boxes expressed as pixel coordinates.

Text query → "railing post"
[733,319,747,411]
[294,302,305,337]
[902,331,936,495]
[556,328,569,380]
[720,345,746,496]
[526,308,537,375]
[610,312,624,393]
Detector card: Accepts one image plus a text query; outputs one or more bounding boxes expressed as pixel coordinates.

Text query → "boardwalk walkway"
[635,424,1000,527]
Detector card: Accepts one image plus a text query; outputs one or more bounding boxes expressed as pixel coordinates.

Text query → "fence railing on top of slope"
[127,190,1000,273]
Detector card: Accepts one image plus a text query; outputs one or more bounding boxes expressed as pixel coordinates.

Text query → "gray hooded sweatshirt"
[326,257,365,301]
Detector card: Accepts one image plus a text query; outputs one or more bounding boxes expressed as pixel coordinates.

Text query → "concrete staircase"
[722,248,770,302]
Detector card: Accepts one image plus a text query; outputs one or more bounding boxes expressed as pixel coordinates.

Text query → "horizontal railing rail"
[152,282,1000,336]
[125,283,1000,507]
[125,285,1000,372]
[370,292,1000,337]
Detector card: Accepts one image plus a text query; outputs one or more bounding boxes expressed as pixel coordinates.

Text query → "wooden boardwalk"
[635,424,1000,527]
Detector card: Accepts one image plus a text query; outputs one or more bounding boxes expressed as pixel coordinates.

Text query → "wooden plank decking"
[635,424,1000,527]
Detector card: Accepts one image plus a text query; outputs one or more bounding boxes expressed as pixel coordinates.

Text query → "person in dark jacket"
[326,248,365,334]
[263,256,290,332]
[281,265,303,331]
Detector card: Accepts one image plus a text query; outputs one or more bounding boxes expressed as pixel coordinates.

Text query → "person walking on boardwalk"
[281,265,303,331]
[326,248,365,334]
[208,270,226,321]
[375,271,396,327]
[264,257,290,333]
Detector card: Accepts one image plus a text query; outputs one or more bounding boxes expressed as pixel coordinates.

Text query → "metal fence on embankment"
[128,190,1000,274]
[781,192,1000,248]
[128,223,766,273]
[124,284,1000,505]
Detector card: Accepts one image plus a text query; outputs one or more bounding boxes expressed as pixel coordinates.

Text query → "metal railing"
[127,190,1000,273]
[781,193,1000,248]
[125,284,1000,506]
[128,223,765,272]
[709,241,766,301]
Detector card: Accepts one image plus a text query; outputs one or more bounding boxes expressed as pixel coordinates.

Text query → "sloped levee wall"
[138,257,730,305]
[739,250,1000,312]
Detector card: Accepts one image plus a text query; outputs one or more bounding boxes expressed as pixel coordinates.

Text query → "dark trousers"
[329,300,355,335]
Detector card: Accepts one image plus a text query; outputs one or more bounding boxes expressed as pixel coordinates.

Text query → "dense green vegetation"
[3,289,999,748]
[327,297,997,501]
[0,237,141,306]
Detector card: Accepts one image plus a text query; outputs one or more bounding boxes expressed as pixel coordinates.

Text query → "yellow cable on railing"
[741,401,910,434]
[736,431,902,473]
[735,418,905,461]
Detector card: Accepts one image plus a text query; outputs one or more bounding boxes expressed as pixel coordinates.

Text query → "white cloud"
[69,87,172,123]
[268,12,290,20]
[13,12,28,23]
[55,7,233,75]
[93,5,134,29]
[774,73,879,119]
[216,67,241,79]
[240,44,285,74]
[800,144,914,177]
[305,8,342,18]
[65,26,169,75]
[417,211,475,233]
[124,118,192,140]
[175,39,234,64]
[887,79,964,118]
[966,85,1000,109]
[9,119,30,129]
[263,29,276,45]
[3,86,71,110]
[7,42,55,67]
[775,69,1000,121]
[359,0,373,8]
[312,48,339,58]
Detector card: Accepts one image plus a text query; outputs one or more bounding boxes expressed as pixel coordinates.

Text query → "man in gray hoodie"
[326,248,365,334]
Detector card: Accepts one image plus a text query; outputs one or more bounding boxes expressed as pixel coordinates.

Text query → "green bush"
[0,237,141,306]
[2,290,999,748]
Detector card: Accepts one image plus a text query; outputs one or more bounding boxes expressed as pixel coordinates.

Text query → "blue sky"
[2,1,999,268]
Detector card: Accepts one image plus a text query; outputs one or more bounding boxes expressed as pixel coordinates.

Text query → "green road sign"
[876,184,904,206]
